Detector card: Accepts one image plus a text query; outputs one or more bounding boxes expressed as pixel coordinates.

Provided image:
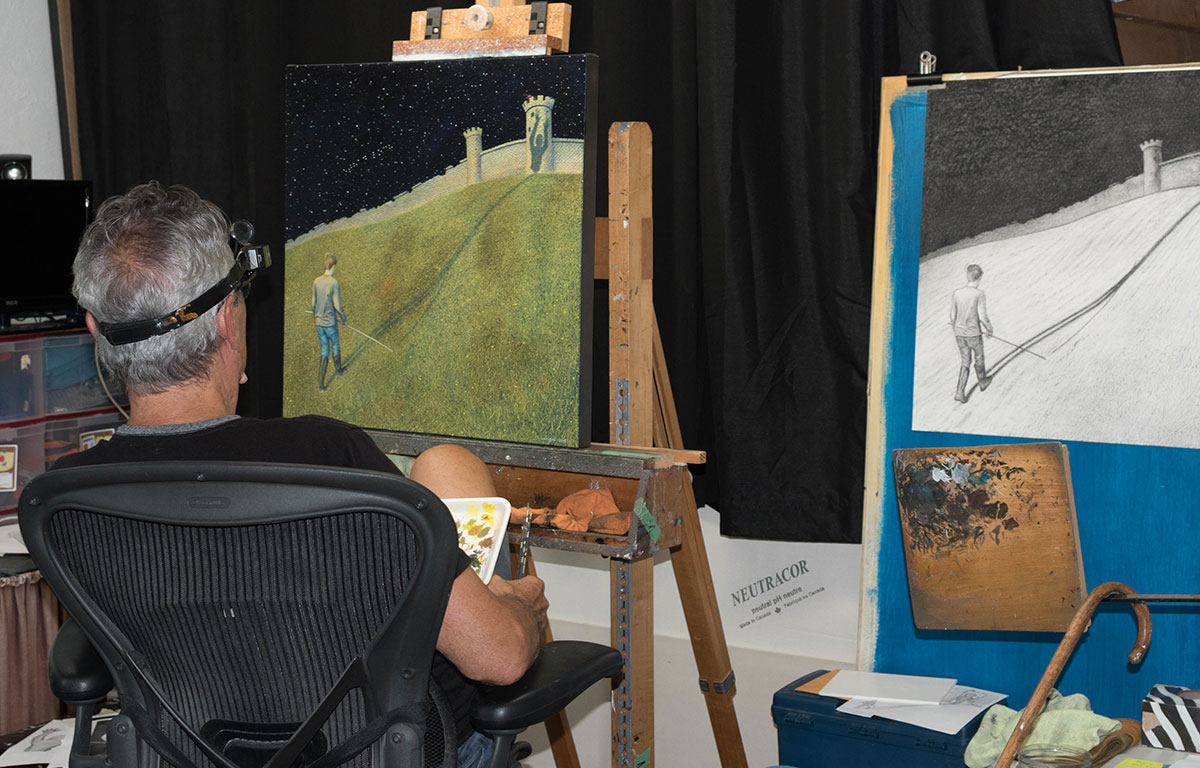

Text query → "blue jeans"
[492,542,512,581]
[456,730,495,768]
[316,324,340,357]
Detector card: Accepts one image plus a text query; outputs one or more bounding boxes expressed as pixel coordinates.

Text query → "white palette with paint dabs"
[443,497,511,584]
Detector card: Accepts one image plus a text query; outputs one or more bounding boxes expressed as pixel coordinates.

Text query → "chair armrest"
[49,619,113,704]
[470,640,622,733]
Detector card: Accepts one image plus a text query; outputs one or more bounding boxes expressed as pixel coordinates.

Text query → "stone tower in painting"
[1141,139,1163,195]
[523,95,555,174]
[463,126,483,184]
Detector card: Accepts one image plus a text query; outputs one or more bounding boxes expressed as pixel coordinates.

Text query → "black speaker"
[0,155,32,180]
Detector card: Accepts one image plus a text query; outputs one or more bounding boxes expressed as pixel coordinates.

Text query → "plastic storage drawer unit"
[0,334,44,423]
[773,670,997,768]
[44,408,124,468]
[0,418,45,513]
[43,330,126,414]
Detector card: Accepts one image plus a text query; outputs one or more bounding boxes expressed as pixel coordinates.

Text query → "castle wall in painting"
[291,103,586,248]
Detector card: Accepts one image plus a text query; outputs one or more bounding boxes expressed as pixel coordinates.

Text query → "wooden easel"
[369,121,746,768]
[598,122,747,768]
[371,11,748,767]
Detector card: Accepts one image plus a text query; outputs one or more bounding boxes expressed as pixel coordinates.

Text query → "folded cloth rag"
[964,689,1121,768]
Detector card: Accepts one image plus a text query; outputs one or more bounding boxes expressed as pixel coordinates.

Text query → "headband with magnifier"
[97,220,272,346]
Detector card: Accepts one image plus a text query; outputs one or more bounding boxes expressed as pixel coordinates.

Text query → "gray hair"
[966,264,983,281]
[72,181,234,395]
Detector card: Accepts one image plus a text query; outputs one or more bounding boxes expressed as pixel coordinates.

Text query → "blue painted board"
[862,80,1200,719]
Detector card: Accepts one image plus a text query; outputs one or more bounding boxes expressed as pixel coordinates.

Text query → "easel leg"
[611,557,653,768]
[508,548,581,768]
[653,313,748,766]
[669,484,748,768]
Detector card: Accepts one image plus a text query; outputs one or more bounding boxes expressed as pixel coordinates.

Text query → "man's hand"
[489,575,549,633]
[438,571,548,685]
[984,325,993,337]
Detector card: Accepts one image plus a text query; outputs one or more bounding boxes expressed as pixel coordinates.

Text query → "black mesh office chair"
[19,462,622,768]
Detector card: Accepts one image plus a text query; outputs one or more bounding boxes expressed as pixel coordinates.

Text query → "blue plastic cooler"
[772,669,999,767]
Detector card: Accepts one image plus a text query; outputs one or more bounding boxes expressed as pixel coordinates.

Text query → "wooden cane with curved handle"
[994,582,1152,768]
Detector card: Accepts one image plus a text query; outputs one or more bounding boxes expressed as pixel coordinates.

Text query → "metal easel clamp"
[919,50,937,74]
[528,1,548,35]
[907,49,942,87]
[424,7,443,39]
[698,670,736,695]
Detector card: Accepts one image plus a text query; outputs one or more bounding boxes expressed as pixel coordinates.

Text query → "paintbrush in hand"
[516,506,532,578]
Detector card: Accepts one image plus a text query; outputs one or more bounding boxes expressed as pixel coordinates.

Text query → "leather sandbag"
[551,488,620,532]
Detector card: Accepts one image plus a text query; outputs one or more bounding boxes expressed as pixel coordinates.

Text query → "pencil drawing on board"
[283,55,596,448]
[911,71,1200,450]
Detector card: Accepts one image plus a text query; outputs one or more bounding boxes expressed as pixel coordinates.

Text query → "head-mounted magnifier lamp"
[97,220,271,346]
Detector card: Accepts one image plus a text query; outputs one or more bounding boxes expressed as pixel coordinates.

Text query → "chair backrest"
[19,462,460,768]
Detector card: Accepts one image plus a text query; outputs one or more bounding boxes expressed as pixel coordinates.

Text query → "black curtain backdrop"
[66,0,1121,542]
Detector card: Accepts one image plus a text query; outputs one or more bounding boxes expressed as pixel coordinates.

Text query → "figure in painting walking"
[951,264,993,403]
[313,253,347,391]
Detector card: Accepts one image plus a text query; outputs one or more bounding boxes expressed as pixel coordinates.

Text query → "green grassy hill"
[283,173,587,446]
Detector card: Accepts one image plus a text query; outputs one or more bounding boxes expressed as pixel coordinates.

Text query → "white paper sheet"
[836,685,1007,735]
[820,669,956,706]
[0,718,74,768]
[0,518,27,555]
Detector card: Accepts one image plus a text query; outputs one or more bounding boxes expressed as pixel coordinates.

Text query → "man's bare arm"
[978,293,993,336]
[436,571,548,685]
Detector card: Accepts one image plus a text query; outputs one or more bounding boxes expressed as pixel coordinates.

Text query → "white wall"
[525,505,861,767]
[0,0,64,179]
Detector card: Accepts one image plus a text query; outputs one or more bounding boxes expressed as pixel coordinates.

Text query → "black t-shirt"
[54,414,478,745]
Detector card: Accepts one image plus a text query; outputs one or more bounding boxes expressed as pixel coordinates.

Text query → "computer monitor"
[1,179,93,328]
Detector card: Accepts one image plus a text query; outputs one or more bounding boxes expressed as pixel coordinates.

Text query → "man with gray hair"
[950,263,994,403]
[58,181,547,768]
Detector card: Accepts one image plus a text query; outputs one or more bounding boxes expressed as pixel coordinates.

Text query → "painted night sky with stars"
[285,55,592,241]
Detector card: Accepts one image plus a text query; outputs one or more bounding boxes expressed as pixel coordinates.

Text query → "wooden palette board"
[892,442,1084,632]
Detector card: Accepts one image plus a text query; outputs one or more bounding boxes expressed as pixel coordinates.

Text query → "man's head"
[324,253,337,273]
[966,264,983,282]
[73,181,239,395]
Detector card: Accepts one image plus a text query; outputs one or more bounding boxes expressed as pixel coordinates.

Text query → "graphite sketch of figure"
[313,253,347,391]
[910,74,1200,449]
[950,264,993,403]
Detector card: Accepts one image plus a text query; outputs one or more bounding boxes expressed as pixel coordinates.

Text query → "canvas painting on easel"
[283,55,597,447]
[911,71,1200,450]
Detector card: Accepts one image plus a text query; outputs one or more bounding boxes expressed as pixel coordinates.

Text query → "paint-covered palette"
[891,442,1085,632]
[443,497,512,584]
